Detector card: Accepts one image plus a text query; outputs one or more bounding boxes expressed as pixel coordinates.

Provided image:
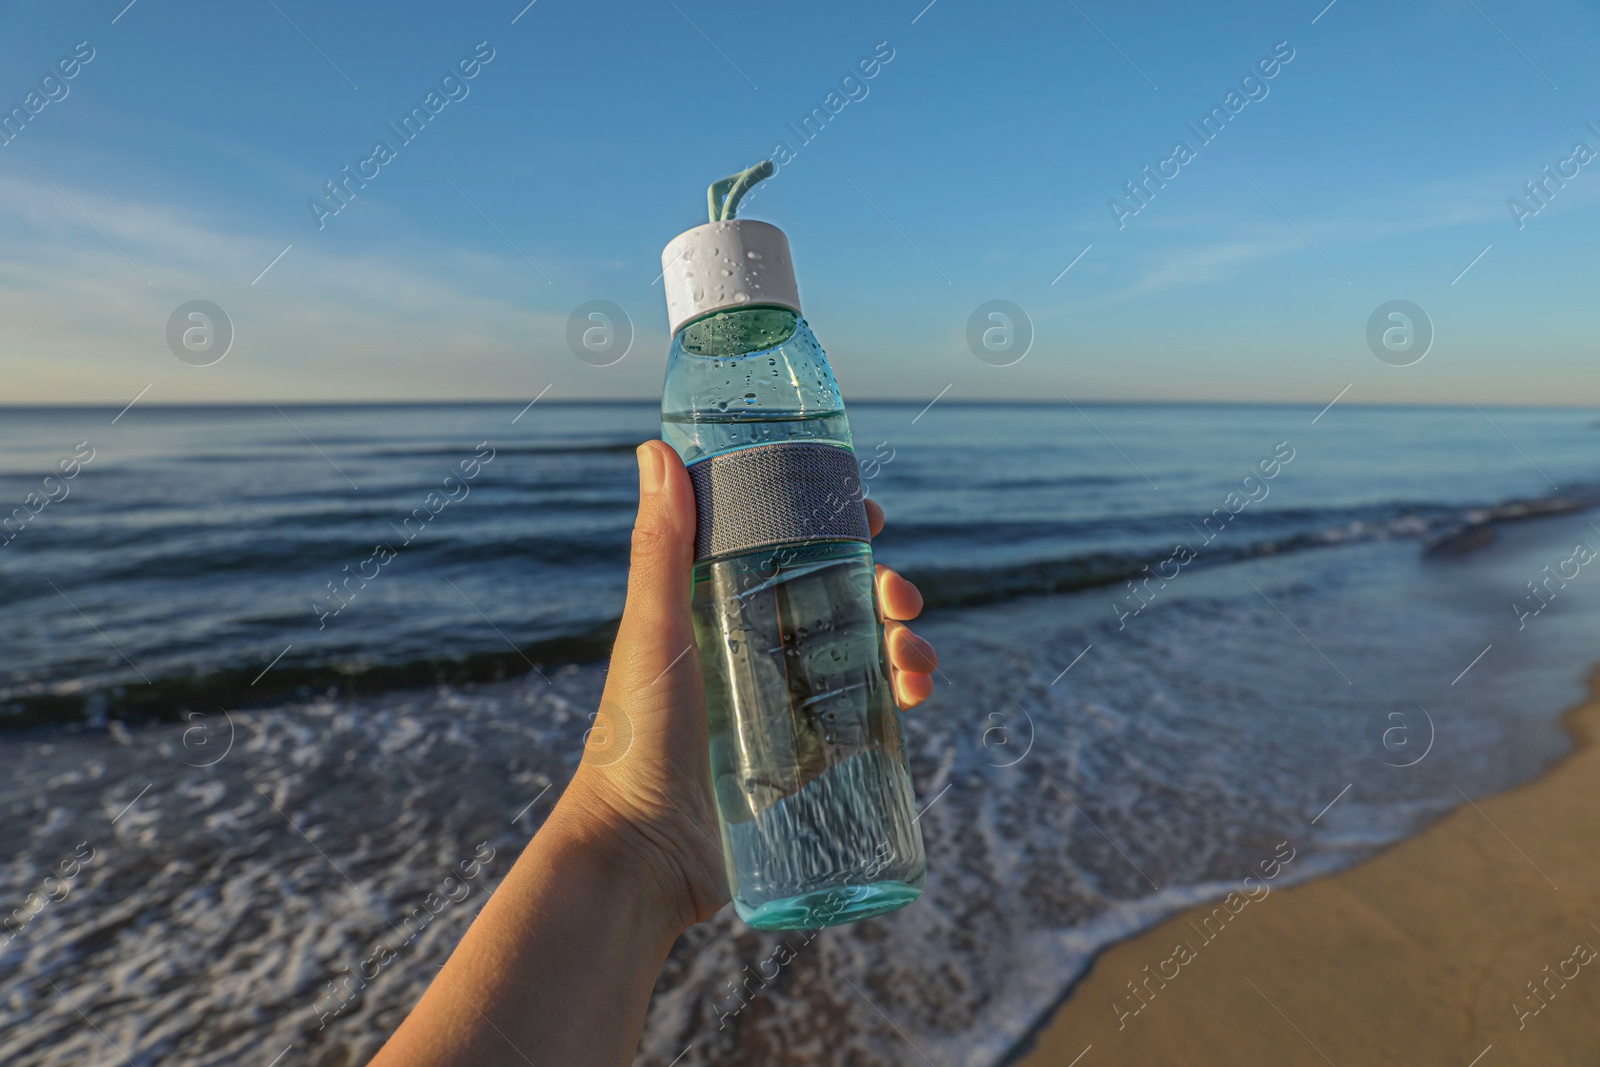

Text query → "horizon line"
[1,397,1598,411]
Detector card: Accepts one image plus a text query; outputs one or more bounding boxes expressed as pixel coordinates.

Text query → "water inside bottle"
[692,540,925,928]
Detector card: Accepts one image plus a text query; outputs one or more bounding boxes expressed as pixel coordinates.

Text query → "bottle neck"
[661,308,848,465]
[675,306,800,359]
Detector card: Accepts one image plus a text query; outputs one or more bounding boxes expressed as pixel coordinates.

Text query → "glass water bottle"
[657,167,926,929]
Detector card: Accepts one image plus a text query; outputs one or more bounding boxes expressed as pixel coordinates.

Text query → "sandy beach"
[1012,668,1600,1066]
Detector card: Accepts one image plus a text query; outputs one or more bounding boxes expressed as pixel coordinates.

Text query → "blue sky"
[1,0,1596,405]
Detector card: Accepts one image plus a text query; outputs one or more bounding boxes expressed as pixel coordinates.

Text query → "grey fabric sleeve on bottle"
[685,441,870,562]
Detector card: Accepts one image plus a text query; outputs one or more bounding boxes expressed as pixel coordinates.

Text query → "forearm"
[370,778,688,1067]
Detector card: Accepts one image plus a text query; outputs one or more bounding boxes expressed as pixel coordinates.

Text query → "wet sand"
[1012,669,1600,1066]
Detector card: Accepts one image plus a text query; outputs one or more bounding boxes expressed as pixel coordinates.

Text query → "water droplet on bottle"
[721,269,733,277]
[733,292,749,303]
[743,392,757,404]
[746,250,762,260]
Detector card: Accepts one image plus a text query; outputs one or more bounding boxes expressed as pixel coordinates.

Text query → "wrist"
[541,768,707,939]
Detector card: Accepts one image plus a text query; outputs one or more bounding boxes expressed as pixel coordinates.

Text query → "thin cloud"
[0,175,663,402]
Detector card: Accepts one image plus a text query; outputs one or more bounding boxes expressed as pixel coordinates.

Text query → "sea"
[2,400,1598,1066]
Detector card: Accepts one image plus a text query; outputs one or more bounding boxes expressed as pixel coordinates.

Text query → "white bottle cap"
[660,219,801,335]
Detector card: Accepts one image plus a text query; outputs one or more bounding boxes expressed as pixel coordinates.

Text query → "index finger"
[865,497,885,538]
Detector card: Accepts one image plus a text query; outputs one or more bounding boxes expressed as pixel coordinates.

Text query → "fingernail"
[636,443,665,495]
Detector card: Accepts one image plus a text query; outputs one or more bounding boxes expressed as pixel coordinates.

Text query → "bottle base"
[735,879,923,930]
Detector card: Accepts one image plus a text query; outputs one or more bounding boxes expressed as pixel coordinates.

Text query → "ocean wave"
[0,622,621,731]
[2,489,1592,731]
[903,490,1596,610]
[355,441,643,458]
[5,529,634,586]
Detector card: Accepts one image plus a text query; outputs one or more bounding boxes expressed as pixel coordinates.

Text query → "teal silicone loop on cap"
[686,441,870,562]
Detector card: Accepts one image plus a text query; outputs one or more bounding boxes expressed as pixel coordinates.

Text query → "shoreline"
[1007,666,1600,1066]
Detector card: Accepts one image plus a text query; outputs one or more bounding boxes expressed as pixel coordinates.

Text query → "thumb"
[610,440,699,696]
